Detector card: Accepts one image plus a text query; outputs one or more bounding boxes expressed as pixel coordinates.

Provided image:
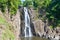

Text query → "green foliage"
[33,0,52,8]
[0,16,15,40]
[0,0,21,15]
[0,0,60,29]
[23,0,32,7]
[7,0,21,15]
[33,0,60,28]
[0,16,6,24]
[0,0,7,12]
[49,25,53,29]
[46,0,60,27]
[2,29,15,40]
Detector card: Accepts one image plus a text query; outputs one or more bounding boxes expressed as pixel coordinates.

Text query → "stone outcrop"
[11,10,21,40]
[0,7,60,40]
[33,20,45,37]
[29,7,60,40]
[0,8,21,40]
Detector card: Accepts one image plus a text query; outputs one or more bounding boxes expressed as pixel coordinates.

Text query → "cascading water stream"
[24,7,33,37]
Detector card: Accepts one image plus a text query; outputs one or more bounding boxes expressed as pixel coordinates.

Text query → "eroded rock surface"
[29,7,60,40]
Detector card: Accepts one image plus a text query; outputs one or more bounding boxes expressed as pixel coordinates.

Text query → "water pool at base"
[21,37,48,40]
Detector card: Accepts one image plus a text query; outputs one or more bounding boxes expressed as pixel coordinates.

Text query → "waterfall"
[24,7,33,37]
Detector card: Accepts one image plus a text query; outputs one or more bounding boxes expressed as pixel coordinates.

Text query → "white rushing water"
[24,7,33,37]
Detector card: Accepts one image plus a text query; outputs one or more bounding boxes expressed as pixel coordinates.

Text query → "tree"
[23,0,32,7]
[33,0,60,28]
[46,0,60,28]
[0,0,21,15]
[33,0,52,8]
[0,0,8,12]
[7,0,21,15]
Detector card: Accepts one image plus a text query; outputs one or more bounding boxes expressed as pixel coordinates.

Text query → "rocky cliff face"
[0,7,60,40]
[0,8,21,40]
[28,8,45,36]
[33,20,45,36]
[29,7,60,40]
[11,10,21,40]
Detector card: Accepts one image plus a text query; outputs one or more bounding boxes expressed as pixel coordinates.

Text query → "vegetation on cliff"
[0,0,21,15]
[0,15,15,40]
[23,0,60,28]
[0,0,21,40]
[0,0,60,40]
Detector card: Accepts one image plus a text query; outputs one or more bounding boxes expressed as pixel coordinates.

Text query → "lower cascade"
[24,7,33,37]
